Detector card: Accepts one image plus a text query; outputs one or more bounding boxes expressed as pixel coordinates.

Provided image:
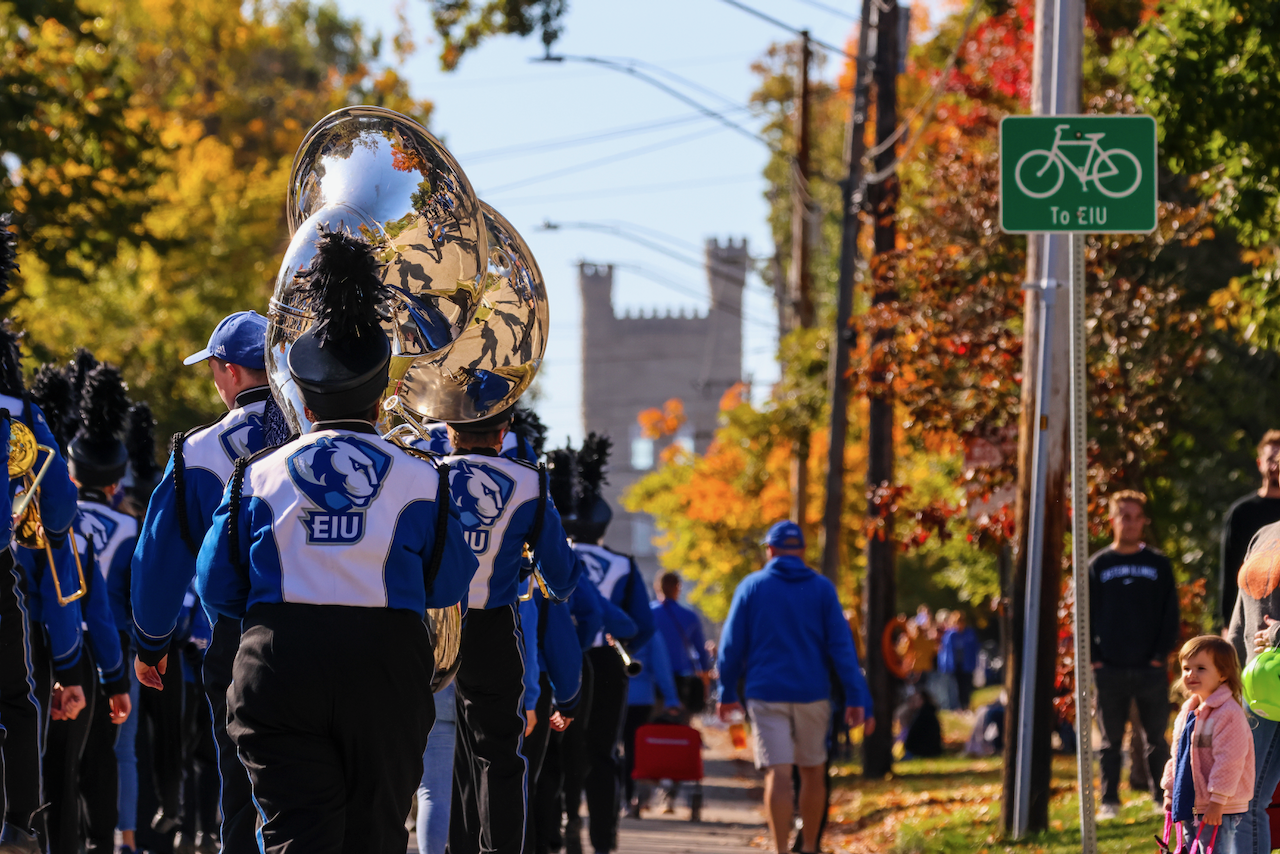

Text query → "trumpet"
[609,635,643,677]
[8,420,86,605]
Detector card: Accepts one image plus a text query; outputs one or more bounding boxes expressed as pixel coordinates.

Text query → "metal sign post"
[1069,232,1098,852]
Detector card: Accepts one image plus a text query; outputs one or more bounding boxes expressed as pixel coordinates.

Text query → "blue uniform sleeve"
[569,577,604,650]
[108,535,134,644]
[599,587,638,641]
[132,453,224,665]
[616,564,655,650]
[28,403,78,536]
[194,479,253,622]
[81,544,127,692]
[520,594,540,711]
[823,583,872,715]
[423,493,479,610]
[531,484,581,601]
[540,597,583,713]
[648,632,679,706]
[716,582,752,705]
[16,544,84,685]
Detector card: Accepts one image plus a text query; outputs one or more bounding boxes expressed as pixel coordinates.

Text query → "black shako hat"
[68,363,131,488]
[0,213,25,400]
[547,433,613,543]
[287,228,392,422]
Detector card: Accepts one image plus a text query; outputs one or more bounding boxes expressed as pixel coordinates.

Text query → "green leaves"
[422,0,567,70]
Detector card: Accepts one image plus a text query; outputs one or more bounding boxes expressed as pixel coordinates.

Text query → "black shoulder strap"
[226,445,275,573]
[425,462,452,595]
[171,431,199,556]
[621,554,642,614]
[525,463,548,553]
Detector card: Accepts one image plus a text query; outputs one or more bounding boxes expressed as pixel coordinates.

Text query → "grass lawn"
[821,691,1166,853]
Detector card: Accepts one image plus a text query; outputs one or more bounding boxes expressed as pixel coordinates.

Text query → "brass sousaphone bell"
[268,107,545,692]
[8,420,87,605]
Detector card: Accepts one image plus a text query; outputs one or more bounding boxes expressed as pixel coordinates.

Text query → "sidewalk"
[616,722,766,854]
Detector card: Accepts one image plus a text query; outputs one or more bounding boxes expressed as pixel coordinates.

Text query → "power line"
[536,54,777,152]
[457,107,750,164]
[588,259,779,332]
[715,0,856,60]
[489,174,756,206]
[479,125,728,195]
[791,0,858,22]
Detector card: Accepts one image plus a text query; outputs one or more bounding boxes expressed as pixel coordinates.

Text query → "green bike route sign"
[999,115,1157,234]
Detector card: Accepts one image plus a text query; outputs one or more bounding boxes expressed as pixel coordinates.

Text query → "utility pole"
[820,1,873,582]
[1001,0,1083,836]
[862,0,899,780]
[789,31,814,525]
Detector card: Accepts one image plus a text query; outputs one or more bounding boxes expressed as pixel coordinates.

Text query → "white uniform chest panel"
[76,502,139,580]
[575,544,630,600]
[184,402,267,485]
[440,454,541,609]
[0,395,26,420]
[249,430,441,608]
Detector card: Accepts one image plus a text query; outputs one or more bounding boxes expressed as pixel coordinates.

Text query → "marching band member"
[551,436,654,854]
[130,309,271,848]
[0,215,82,854]
[196,229,477,854]
[441,407,581,854]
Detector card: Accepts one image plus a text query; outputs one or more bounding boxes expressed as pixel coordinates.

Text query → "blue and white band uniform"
[1,393,79,541]
[73,500,138,690]
[195,422,478,619]
[439,450,581,610]
[573,542,656,651]
[130,386,270,663]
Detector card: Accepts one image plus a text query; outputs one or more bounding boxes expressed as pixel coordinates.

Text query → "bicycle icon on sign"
[1014,124,1143,199]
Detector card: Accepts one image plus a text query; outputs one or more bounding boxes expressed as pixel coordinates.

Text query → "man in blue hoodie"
[717,521,873,854]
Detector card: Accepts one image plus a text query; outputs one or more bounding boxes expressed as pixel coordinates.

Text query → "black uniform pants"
[0,549,44,832]
[228,603,435,854]
[203,618,257,853]
[522,672,554,854]
[139,642,185,828]
[80,678,119,851]
[575,647,627,853]
[45,656,96,854]
[621,705,652,804]
[1095,665,1170,805]
[448,605,529,854]
[535,659,592,854]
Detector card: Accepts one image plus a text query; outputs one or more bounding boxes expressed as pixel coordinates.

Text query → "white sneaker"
[1097,803,1120,820]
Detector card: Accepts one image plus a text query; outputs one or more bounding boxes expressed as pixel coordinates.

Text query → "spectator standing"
[716,521,873,854]
[1089,490,1180,821]
[651,572,711,716]
[1220,431,1280,627]
[938,613,980,710]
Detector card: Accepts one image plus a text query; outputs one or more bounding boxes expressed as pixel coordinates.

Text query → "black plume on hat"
[511,406,548,460]
[125,401,160,498]
[30,364,77,452]
[548,433,614,543]
[0,216,24,399]
[70,348,99,408]
[0,213,18,302]
[287,228,393,421]
[69,363,131,488]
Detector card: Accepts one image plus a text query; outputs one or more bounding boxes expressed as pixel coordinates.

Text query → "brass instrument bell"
[8,420,87,605]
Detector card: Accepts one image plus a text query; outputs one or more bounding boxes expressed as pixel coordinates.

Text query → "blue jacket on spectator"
[938,625,980,675]
[627,632,679,707]
[652,597,711,677]
[717,555,872,713]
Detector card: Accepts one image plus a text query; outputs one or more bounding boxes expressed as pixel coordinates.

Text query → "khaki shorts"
[746,699,832,769]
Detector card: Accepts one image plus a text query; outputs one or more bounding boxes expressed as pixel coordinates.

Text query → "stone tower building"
[580,237,749,581]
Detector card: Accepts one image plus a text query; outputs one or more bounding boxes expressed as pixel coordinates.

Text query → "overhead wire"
[714,0,856,60]
[791,0,859,21]
[479,124,728,194]
[588,259,779,332]
[490,174,757,206]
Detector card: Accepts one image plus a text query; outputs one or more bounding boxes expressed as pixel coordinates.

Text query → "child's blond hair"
[1178,635,1243,704]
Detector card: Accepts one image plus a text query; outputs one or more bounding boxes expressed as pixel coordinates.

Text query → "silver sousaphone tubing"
[266,105,488,435]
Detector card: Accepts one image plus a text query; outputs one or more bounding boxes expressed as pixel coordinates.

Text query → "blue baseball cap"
[762,520,805,549]
[183,311,268,370]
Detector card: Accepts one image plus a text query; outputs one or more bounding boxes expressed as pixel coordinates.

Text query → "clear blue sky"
[330,0,863,445]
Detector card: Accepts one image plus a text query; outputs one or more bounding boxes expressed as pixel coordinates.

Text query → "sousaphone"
[267,107,548,692]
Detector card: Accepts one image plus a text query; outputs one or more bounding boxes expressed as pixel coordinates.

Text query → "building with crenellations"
[579,237,748,582]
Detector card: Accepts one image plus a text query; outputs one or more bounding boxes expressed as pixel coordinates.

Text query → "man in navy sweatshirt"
[717,521,873,854]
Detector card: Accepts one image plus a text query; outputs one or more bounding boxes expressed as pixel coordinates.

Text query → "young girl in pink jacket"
[1161,635,1256,853]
